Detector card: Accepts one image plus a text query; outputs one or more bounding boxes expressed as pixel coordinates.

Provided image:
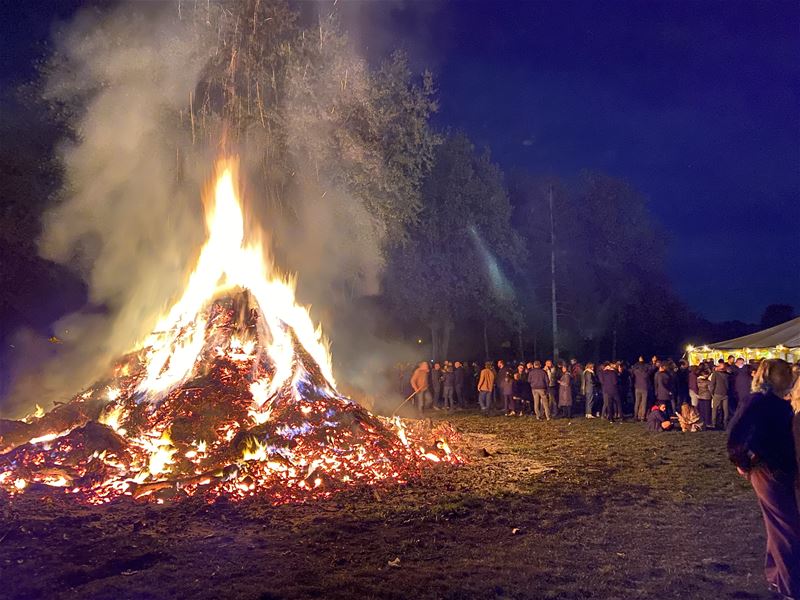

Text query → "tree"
[760,304,795,329]
[384,133,524,360]
[509,169,685,359]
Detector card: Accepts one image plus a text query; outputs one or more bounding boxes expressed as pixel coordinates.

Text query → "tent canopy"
[707,316,800,350]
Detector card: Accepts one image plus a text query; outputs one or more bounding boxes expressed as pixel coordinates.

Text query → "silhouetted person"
[728,359,800,599]
[710,360,731,429]
[528,360,550,420]
[410,362,430,414]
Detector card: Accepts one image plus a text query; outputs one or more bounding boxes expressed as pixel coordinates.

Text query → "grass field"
[1,413,771,600]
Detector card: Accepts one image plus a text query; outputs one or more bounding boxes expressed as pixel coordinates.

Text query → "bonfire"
[0,158,459,504]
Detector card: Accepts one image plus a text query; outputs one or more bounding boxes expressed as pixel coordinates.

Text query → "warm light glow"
[0,156,461,504]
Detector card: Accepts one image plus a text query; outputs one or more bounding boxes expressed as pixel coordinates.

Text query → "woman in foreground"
[728,359,800,600]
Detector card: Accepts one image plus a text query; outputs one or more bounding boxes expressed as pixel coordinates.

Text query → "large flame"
[138,159,334,401]
[0,157,460,504]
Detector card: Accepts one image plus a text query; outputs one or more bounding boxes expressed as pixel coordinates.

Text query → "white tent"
[687,316,800,365]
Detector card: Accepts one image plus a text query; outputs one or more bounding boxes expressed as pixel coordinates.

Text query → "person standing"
[430,363,443,410]
[733,357,753,415]
[442,364,456,411]
[453,361,466,408]
[710,360,731,429]
[582,363,598,418]
[654,364,674,415]
[477,362,496,413]
[410,362,430,415]
[676,360,690,409]
[632,358,650,421]
[544,359,558,418]
[728,359,800,599]
[600,362,621,421]
[696,365,713,427]
[512,372,527,416]
[688,364,699,408]
[558,364,574,419]
[528,361,550,420]
[497,360,514,414]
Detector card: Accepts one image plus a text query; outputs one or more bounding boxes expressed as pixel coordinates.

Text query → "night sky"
[2,0,799,323]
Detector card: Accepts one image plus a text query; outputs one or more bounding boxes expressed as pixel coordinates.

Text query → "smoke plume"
[3,2,420,417]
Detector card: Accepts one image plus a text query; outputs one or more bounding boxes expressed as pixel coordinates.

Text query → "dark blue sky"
[345,0,800,323]
[2,0,799,322]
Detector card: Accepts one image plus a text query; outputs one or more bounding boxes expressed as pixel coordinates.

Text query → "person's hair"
[751,359,794,397]
[484,361,493,369]
[533,360,541,368]
[717,359,725,365]
[586,362,594,369]
[790,376,800,414]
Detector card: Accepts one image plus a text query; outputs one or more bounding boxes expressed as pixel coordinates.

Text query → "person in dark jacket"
[647,402,673,432]
[497,360,514,414]
[453,361,466,408]
[582,363,598,418]
[728,359,799,599]
[654,364,674,414]
[558,365,574,418]
[631,358,650,421]
[600,363,621,421]
[733,357,753,411]
[676,360,690,409]
[528,361,550,420]
[511,372,527,416]
[688,364,699,407]
[430,363,443,410]
[709,361,731,429]
[442,365,456,411]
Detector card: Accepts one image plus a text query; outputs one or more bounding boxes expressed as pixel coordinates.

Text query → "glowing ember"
[0,157,460,504]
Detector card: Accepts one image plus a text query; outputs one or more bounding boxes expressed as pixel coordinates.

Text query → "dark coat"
[498,366,514,394]
[654,371,672,401]
[646,407,669,432]
[454,366,466,388]
[442,369,455,389]
[559,373,573,406]
[527,368,548,390]
[709,369,729,398]
[431,369,443,392]
[728,392,797,475]
[512,379,527,399]
[688,370,699,393]
[733,366,752,401]
[599,368,619,394]
[631,364,650,391]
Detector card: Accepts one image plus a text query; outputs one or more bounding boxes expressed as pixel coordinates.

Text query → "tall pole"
[549,184,559,362]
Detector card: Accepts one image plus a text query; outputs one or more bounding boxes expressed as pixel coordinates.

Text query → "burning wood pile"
[0,159,460,504]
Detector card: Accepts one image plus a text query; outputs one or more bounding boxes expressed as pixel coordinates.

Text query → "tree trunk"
[517,328,524,361]
[429,323,439,363]
[441,319,454,362]
[483,320,490,361]
[612,328,618,361]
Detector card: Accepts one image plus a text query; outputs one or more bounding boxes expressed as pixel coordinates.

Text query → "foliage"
[188,0,439,245]
[384,133,524,359]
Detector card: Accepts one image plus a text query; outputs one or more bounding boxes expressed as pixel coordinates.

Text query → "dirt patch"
[0,414,770,600]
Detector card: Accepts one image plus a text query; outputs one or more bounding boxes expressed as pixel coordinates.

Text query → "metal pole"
[549,184,559,362]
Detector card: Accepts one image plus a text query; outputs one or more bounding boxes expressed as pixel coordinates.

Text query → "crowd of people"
[402,355,782,432]
[403,354,800,599]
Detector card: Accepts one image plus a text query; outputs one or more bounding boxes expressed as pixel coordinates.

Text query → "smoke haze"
[3,2,419,417]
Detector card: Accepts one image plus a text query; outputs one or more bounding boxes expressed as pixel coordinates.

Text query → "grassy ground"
[1,413,771,600]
